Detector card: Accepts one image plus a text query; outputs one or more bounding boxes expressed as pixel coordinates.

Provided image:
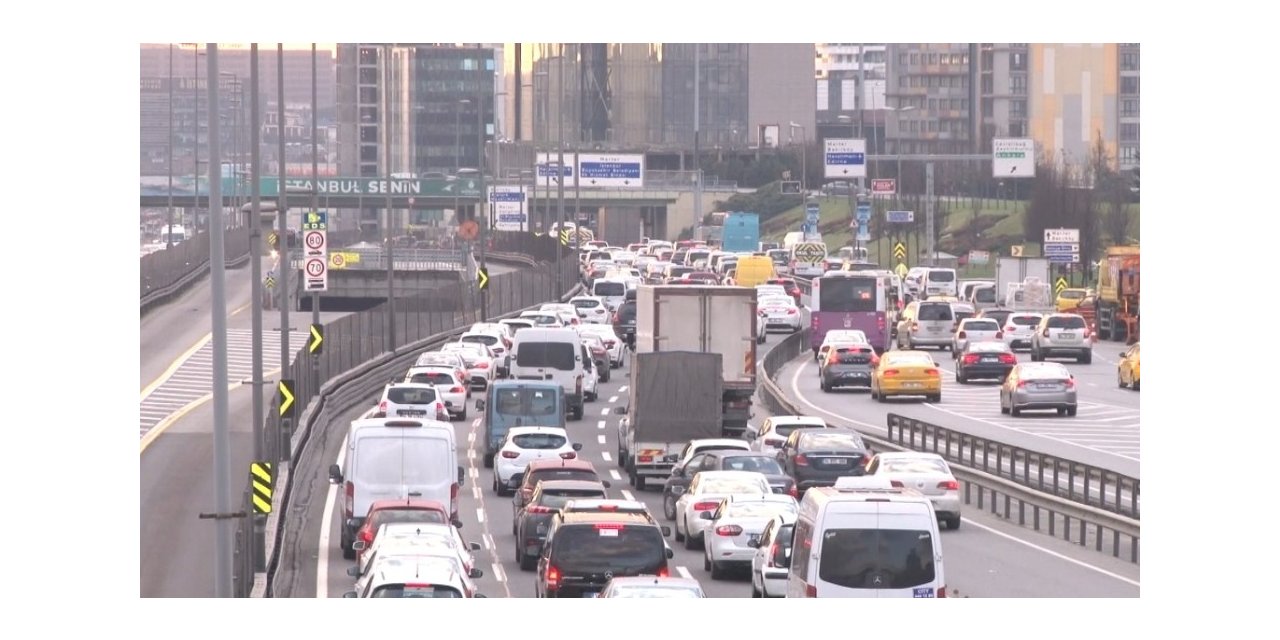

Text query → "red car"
[354,499,453,564]
[766,278,802,305]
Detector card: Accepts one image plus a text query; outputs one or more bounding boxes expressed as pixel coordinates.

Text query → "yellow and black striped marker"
[251,462,273,514]
[559,229,571,246]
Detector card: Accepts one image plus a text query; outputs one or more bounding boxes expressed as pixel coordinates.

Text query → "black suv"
[535,512,673,598]
[612,295,637,350]
[776,428,870,493]
[514,480,610,571]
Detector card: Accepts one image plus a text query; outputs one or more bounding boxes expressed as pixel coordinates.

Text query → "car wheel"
[483,453,494,469]
[710,558,726,580]
[674,517,686,542]
[684,522,699,550]
[341,535,355,561]
[459,407,468,421]
[821,379,830,392]
[1066,406,1078,417]
[1057,407,1067,416]
[1132,380,1140,391]
[928,393,941,403]
[751,578,762,598]
[1010,406,1021,417]
[1117,370,1126,389]
[519,550,538,572]
[1080,351,1092,364]
[703,552,711,572]
[948,516,962,530]
[628,466,637,487]
[663,494,677,521]
[635,474,647,491]
[956,371,965,384]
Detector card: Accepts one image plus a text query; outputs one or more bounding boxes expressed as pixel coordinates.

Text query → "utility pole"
[276,43,291,456]
[477,43,489,321]
[310,43,320,388]
[556,48,566,298]
[693,44,702,233]
[925,161,935,267]
[248,42,266,572]
[205,43,234,599]
[382,44,396,351]
[167,43,174,248]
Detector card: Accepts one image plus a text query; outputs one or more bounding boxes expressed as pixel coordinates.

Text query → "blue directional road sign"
[805,203,820,227]
[1047,254,1081,264]
[856,204,871,223]
[578,153,644,187]
[886,210,914,223]
[824,139,867,179]
[1044,243,1080,254]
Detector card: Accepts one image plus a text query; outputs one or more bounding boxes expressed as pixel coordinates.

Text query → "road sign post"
[824,139,867,179]
[1043,228,1081,265]
[804,202,820,238]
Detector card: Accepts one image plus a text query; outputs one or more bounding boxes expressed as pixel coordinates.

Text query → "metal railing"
[141,227,251,311]
[757,328,1139,565]
[886,414,1139,519]
[290,247,468,272]
[230,250,581,597]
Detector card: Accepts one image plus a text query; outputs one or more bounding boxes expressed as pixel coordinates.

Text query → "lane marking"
[609,395,619,403]
[316,433,348,598]
[598,435,607,444]
[139,301,253,400]
[476,508,486,524]
[468,432,476,444]
[483,534,495,551]
[961,516,1140,587]
[610,470,622,481]
[621,490,635,501]
[473,486,482,500]
[619,386,628,393]
[600,407,611,416]
[601,451,612,462]
[492,562,507,584]
[469,467,479,479]
[677,566,693,579]
[597,420,606,430]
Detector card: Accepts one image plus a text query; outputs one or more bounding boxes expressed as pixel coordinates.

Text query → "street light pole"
[476,44,489,321]
[276,43,291,428]
[167,43,174,248]
[247,42,266,572]
[310,43,320,388]
[382,44,395,351]
[556,49,566,298]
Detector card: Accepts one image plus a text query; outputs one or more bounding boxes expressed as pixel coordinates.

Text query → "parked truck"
[995,256,1050,296]
[1096,246,1140,343]
[634,285,758,437]
[617,351,724,490]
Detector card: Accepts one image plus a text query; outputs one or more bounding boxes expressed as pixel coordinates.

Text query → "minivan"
[591,278,629,312]
[787,480,946,598]
[476,381,565,468]
[510,328,587,420]
[923,268,958,298]
[896,301,956,351]
[329,417,463,560]
[734,255,777,288]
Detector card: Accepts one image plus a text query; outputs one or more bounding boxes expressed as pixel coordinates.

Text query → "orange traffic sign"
[458,220,479,241]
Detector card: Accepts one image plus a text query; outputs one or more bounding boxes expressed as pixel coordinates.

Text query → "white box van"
[787,483,947,598]
[923,268,958,298]
[328,417,463,560]
[509,327,587,421]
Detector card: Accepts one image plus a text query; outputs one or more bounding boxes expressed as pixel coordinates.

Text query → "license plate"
[823,458,850,466]
[843,372,866,377]
[1059,333,1076,339]
[981,357,998,363]
[1036,383,1059,390]
[397,410,425,417]
[903,382,923,388]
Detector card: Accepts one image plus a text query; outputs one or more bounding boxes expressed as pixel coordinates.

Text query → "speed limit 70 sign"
[303,228,328,292]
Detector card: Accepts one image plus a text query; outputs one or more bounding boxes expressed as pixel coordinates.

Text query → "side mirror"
[600,480,612,488]
[328,464,343,485]
[470,542,482,551]
[452,518,464,529]
[346,566,361,577]
[469,568,485,579]
[458,465,466,487]
[342,591,357,598]
[474,594,488,598]
[747,539,760,548]
[352,540,367,551]
[671,467,684,478]
[476,399,486,411]
[663,454,680,463]
[699,511,713,520]
[344,518,358,530]
[572,443,584,451]
[666,547,675,559]
[660,526,672,537]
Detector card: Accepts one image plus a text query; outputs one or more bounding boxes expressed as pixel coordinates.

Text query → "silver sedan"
[1000,362,1078,417]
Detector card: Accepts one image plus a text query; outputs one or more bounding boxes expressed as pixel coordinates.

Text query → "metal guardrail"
[141,227,252,312]
[757,328,1140,564]
[235,250,581,597]
[885,414,1139,519]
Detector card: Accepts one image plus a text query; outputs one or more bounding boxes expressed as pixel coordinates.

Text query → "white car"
[519,311,565,328]
[758,295,802,333]
[459,330,510,376]
[540,303,582,327]
[494,426,582,494]
[1002,312,1044,351]
[347,554,479,598]
[673,470,773,550]
[580,334,612,384]
[755,284,787,300]
[863,452,963,530]
[577,324,626,368]
[377,382,448,421]
[355,521,480,578]
[580,343,600,401]
[441,342,497,390]
[703,495,798,580]
[569,295,612,325]
[746,415,830,456]
[470,321,514,343]
[403,366,470,420]
[413,351,469,383]
[816,330,870,362]
[749,512,797,598]
[952,317,1003,354]
[498,318,535,336]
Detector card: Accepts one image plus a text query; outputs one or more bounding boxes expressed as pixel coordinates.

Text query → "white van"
[509,327,586,421]
[923,268,958,298]
[591,278,629,311]
[787,482,947,598]
[329,417,463,560]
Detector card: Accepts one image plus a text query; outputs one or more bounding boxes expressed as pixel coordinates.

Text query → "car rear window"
[927,270,955,282]
[462,334,499,346]
[973,288,996,303]
[408,372,456,386]
[726,501,796,519]
[529,469,598,486]
[595,282,626,296]
[552,524,666,572]
[536,489,608,509]
[800,432,865,452]
[880,458,950,474]
[981,311,1011,325]
[617,302,637,322]
[572,299,600,309]
[1011,315,1041,326]
[968,342,1010,353]
[963,320,1000,332]
[1047,316,1087,329]
[512,433,568,450]
[386,387,438,405]
[719,456,784,474]
[834,347,875,365]
[368,508,448,531]
[702,477,769,494]
[819,529,936,589]
[1061,290,1085,299]
[416,353,458,367]
[1022,365,1071,381]
[516,342,576,370]
[917,304,953,321]
[773,422,824,437]
[370,584,463,598]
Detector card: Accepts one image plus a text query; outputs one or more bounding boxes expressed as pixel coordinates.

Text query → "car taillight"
[693,500,721,512]
[786,308,797,315]
[657,566,670,578]
[938,480,959,491]
[501,451,520,459]
[882,369,900,377]
[450,386,465,393]
[1017,380,1028,388]
[1043,328,1051,337]
[995,331,1003,339]
[1065,378,1076,389]
[787,485,798,498]
[559,451,577,460]
[999,354,1016,364]
[925,368,939,376]
[344,481,354,518]
[526,505,553,514]
[450,483,459,520]
[910,322,919,332]
[359,527,373,543]
[805,583,817,597]
[715,525,743,536]
[794,454,809,466]
[957,331,967,339]
[890,480,904,488]
[378,400,387,414]
[939,586,947,598]
[962,354,979,364]
[476,362,490,369]
[546,565,560,589]
[1005,324,1015,332]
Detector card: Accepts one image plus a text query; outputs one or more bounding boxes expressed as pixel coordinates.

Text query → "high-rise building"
[138,74,248,177]
[139,44,336,120]
[1116,44,1140,172]
[1028,43,1128,170]
[975,44,1031,151]
[815,44,888,153]
[885,44,977,156]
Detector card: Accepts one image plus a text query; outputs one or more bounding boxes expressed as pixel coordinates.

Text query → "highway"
[276,326,1140,598]
[139,255,513,597]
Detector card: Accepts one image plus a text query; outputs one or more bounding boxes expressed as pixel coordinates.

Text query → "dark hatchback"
[955,340,1017,383]
[514,480,609,570]
[661,451,796,520]
[612,297,637,349]
[536,513,673,598]
[776,428,870,492]
[820,344,878,392]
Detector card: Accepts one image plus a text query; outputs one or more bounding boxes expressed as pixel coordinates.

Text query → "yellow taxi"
[1117,342,1140,390]
[871,350,942,403]
[1055,288,1093,312]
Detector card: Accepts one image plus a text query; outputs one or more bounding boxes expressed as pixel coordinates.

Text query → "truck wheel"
[635,474,647,491]
[628,466,638,487]
[1079,351,1092,364]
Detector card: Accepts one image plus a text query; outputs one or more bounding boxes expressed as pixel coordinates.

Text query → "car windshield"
[719,456,784,474]
[1047,316,1087,329]
[512,432,568,450]
[880,458,950,474]
[963,320,1000,332]
[386,387,438,405]
[494,388,559,416]
[554,524,666,573]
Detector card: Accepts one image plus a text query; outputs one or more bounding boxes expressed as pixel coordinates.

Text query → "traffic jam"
[327,231,1138,598]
